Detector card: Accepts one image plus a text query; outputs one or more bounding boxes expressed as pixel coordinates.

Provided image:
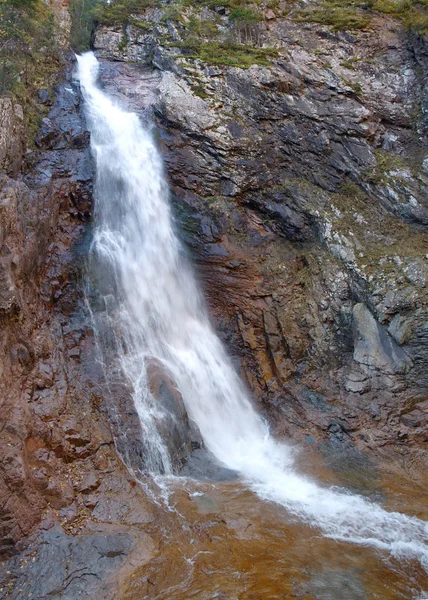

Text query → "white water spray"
[77,52,428,570]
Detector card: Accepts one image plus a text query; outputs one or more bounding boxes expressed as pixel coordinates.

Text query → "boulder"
[352,303,412,375]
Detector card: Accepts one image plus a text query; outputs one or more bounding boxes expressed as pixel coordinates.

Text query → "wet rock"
[0,525,135,600]
[147,359,197,470]
[89,475,154,525]
[300,568,367,600]
[0,57,100,557]
[182,448,238,481]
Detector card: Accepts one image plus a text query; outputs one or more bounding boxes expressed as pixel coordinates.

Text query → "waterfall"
[76,52,428,570]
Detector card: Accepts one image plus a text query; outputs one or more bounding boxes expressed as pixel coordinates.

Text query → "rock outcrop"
[0,57,156,581]
[91,8,428,464]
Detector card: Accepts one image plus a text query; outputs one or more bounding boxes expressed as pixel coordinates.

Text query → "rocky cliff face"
[0,4,427,596]
[92,9,428,467]
[0,58,157,587]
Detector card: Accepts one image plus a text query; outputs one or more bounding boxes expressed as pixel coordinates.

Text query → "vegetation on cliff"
[296,0,428,33]
[87,0,428,37]
[0,0,60,139]
[65,0,428,75]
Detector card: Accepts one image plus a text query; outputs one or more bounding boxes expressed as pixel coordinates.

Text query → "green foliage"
[0,0,60,144]
[0,58,17,92]
[92,0,156,25]
[152,0,271,66]
[70,0,100,51]
[129,17,151,29]
[180,39,277,68]
[266,0,279,10]
[374,0,428,33]
[191,80,209,98]
[229,6,261,43]
[0,0,59,92]
[342,77,362,94]
[160,2,182,21]
[229,6,260,23]
[340,57,362,69]
[117,28,128,49]
[187,14,219,37]
[364,149,408,184]
[295,2,371,31]
[294,0,428,33]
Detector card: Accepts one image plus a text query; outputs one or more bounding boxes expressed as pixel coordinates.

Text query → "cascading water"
[77,52,428,570]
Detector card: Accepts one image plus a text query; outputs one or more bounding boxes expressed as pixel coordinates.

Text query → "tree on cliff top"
[0,0,58,93]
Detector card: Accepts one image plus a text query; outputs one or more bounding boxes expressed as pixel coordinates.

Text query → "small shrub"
[340,57,362,69]
[129,17,151,30]
[364,149,407,184]
[192,81,209,98]
[160,2,182,22]
[351,81,362,94]
[374,0,428,33]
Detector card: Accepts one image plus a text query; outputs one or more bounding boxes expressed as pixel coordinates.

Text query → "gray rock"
[388,313,413,345]
[0,525,134,600]
[37,89,50,104]
[352,303,412,374]
[345,370,371,394]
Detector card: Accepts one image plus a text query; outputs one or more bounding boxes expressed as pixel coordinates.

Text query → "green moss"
[374,0,428,33]
[340,57,362,70]
[178,39,277,67]
[364,149,408,184]
[92,0,156,26]
[129,17,151,30]
[191,80,210,98]
[293,0,428,33]
[202,42,276,67]
[342,78,362,94]
[294,2,371,31]
[0,0,60,142]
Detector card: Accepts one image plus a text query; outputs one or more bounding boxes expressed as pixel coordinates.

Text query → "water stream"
[76,52,428,574]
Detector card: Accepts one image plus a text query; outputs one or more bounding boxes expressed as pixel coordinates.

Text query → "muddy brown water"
[114,451,428,600]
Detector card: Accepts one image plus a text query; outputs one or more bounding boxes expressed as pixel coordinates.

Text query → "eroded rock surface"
[91,10,428,471]
[0,56,157,585]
